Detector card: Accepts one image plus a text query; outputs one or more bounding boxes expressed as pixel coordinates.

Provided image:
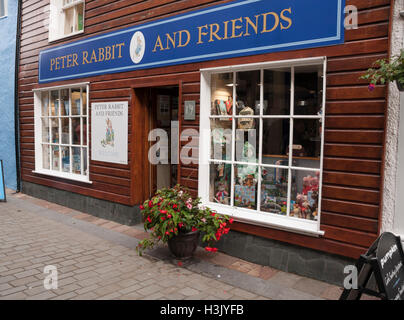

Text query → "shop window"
[49,0,84,42]
[34,84,90,183]
[0,0,6,18]
[200,57,326,235]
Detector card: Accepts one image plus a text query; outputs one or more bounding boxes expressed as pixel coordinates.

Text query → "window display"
[203,59,325,231]
[36,85,89,180]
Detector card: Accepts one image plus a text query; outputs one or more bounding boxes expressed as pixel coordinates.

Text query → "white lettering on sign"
[381,244,398,269]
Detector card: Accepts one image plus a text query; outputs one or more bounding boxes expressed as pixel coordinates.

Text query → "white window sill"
[204,201,325,237]
[0,16,7,20]
[62,0,85,11]
[49,30,84,43]
[33,169,92,184]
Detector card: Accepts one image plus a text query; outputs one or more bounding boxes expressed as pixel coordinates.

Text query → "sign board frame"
[340,232,404,300]
[0,160,6,202]
[38,0,345,83]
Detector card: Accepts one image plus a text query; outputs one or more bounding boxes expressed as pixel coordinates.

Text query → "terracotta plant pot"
[167,230,200,259]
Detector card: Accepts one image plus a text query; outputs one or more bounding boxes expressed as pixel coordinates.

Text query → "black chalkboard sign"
[376,232,404,300]
[340,232,404,300]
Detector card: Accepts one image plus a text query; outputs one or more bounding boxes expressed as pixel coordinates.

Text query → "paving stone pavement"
[0,190,352,300]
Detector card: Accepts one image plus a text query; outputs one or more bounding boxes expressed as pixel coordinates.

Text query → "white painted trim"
[49,30,84,43]
[32,169,92,184]
[33,82,89,92]
[0,0,7,18]
[200,57,326,74]
[199,57,326,235]
[48,0,85,43]
[34,83,90,182]
[208,202,324,237]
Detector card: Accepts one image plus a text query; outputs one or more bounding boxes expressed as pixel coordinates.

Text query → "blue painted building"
[0,0,18,190]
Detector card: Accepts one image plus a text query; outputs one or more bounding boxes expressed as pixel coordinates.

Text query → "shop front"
[19,0,391,284]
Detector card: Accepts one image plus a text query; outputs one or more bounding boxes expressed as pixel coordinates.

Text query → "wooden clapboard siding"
[18,0,391,259]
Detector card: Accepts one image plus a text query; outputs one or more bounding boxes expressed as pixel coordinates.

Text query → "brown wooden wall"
[18,0,392,259]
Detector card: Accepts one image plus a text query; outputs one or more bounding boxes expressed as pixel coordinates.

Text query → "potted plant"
[136,185,234,259]
[361,49,404,91]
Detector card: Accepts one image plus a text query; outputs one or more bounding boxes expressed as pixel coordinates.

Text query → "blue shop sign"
[39,0,345,83]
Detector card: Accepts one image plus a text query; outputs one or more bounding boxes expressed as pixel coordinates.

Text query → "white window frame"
[49,0,85,42]
[198,57,327,237]
[33,82,91,184]
[0,0,7,18]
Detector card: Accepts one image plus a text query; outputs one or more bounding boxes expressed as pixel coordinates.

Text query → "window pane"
[52,146,60,171]
[72,118,81,145]
[50,90,59,116]
[236,70,260,115]
[42,145,50,170]
[0,1,4,17]
[210,119,232,161]
[264,69,291,115]
[83,147,88,175]
[82,88,87,116]
[64,7,74,35]
[211,73,233,116]
[82,117,87,146]
[42,118,49,143]
[71,89,81,115]
[292,119,321,168]
[209,163,231,205]
[261,167,288,215]
[294,65,323,115]
[51,118,59,144]
[262,119,289,165]
[235,127,259,163]
[290,170,319,221]
[76,3,84,32]
[72,147,81,174]
[61,146,70,173]
[61,89,70,116]
[61,118,70,145]
[234,164,258,210]
[41,91,49,116]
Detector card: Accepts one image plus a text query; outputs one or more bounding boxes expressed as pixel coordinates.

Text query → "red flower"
[229,218,234,224]
[224,228,230,234]
[211,213,216,217]
[178,223,184,228]
[147,216,152,223]
[161,217,166,221]
[174,228,178,232]
[165,231,170,235]
[160,210,167,214]
[140,205,144,210]
[173,204,178,210]
[148,200,153,207]
[368,83,375,92]
[192,227,198,232]
[167,215,172,219]
[205,247,218,252]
